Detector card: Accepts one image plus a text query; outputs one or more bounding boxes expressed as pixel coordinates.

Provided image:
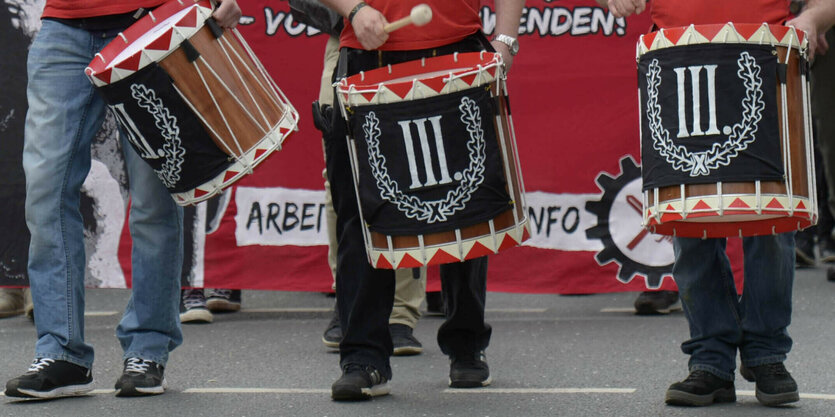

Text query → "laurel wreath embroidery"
[646,52,764,176]
[131,84,185,188]
[364,96,486,223]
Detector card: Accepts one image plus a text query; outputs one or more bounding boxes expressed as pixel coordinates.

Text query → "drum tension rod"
[181,39,201,63]
[206,17,224,39]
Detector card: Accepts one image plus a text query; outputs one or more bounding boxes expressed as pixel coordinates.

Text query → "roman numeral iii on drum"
[398,116,454,190]
[111,103,161,159]
[674,64,720,138]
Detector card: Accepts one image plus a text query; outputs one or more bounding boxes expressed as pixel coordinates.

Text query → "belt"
[46,8,149,32]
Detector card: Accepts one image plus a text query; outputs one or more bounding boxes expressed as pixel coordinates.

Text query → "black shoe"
[795,231,816,267]
[180,289,212,324]
[114,358,166,397]
[4,358,93,399]
[740,363,799,406]
[425,291,444,316]
[331,364,390,401]
[449,351,491,388]
[634,290,680,315]
[322,307,342,349]
[665,370,736,406]
[206,289,242,312]
[390,324,423,356]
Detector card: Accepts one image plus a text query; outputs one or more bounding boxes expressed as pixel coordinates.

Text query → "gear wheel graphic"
[585,156,673,289]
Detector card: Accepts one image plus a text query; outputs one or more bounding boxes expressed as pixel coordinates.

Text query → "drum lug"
[181,39,201,63]
[206,17,224,39]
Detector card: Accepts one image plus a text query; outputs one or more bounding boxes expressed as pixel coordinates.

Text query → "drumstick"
[383,4,432,33]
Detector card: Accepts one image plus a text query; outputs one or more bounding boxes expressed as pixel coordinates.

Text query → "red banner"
[112,0,744,294]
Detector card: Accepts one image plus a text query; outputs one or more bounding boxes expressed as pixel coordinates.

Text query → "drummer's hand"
[214,0,242,29]
[599,0,646,18]
[787,14,828,57]
[351,5,389,50]
[490,40,514,74]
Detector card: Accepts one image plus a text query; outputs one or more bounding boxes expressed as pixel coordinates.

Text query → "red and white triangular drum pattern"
[368,221,530,269]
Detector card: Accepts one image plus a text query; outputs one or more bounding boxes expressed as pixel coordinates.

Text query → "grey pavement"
[1,264,834,417]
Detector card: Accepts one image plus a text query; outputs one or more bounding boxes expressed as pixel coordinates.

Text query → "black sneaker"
[322,307,342,349]
[390,324,423,356]
[331,364,390,401]
[4,358,93,399]
[206,289,242,312]
[634,290,681,315]
[740,363,799,406]
[114,358,166,397]
[180,289,212,324]
[449,351,491,388]
[665,370,736,406]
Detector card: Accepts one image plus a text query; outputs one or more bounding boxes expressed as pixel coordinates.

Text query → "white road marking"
[184,388,330,394]
[85,311,120,317]
[600,307,637,313]
[486,308,548,313]
[737,390,835,401]
[4,388,835,400]
[239,308,332,313]
[444,388,636,394]
[237,308,547,314]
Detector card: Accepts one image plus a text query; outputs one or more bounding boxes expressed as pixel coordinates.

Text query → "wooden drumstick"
[383,4,432,33]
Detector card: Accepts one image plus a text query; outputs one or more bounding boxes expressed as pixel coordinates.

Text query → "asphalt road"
[1,264,834,417]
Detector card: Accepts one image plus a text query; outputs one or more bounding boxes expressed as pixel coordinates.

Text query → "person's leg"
[23,20,111,370]
[390,268,425,328]
[813,29,835,224]
[327,48,394,401]
[6,20,105,399]
[438,257,491,387]
[813,30,835,268]
[665,237,738,406]
[113,135,183,396]
[738,233,798,406]
[319,37,343,349]
[321,166,342,348]
[389,267,426,356]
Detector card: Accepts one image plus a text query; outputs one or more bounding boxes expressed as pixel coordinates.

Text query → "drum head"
[86,0,214,86]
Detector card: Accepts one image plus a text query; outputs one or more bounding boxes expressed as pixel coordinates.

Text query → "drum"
[85,0,298,205]
[336,52,529,269]
[637,23,816,238]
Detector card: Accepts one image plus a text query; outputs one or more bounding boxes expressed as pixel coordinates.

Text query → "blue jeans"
[23,20,184,370]
[672,233,795,381]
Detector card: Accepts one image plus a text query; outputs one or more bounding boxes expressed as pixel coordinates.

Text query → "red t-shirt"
[42,1,166,19]
[340,0,482,50]
[651,0,791,29]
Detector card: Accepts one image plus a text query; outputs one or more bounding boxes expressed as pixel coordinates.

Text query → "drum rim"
[85,0,213,86]
[336,51,503,107]
[636,22,808,59]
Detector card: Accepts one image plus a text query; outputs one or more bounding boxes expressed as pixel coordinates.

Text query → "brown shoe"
[0,288,25,319]
[24,287,34,320]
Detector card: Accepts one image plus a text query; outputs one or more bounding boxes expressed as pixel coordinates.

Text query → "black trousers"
[323,33,494,379]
